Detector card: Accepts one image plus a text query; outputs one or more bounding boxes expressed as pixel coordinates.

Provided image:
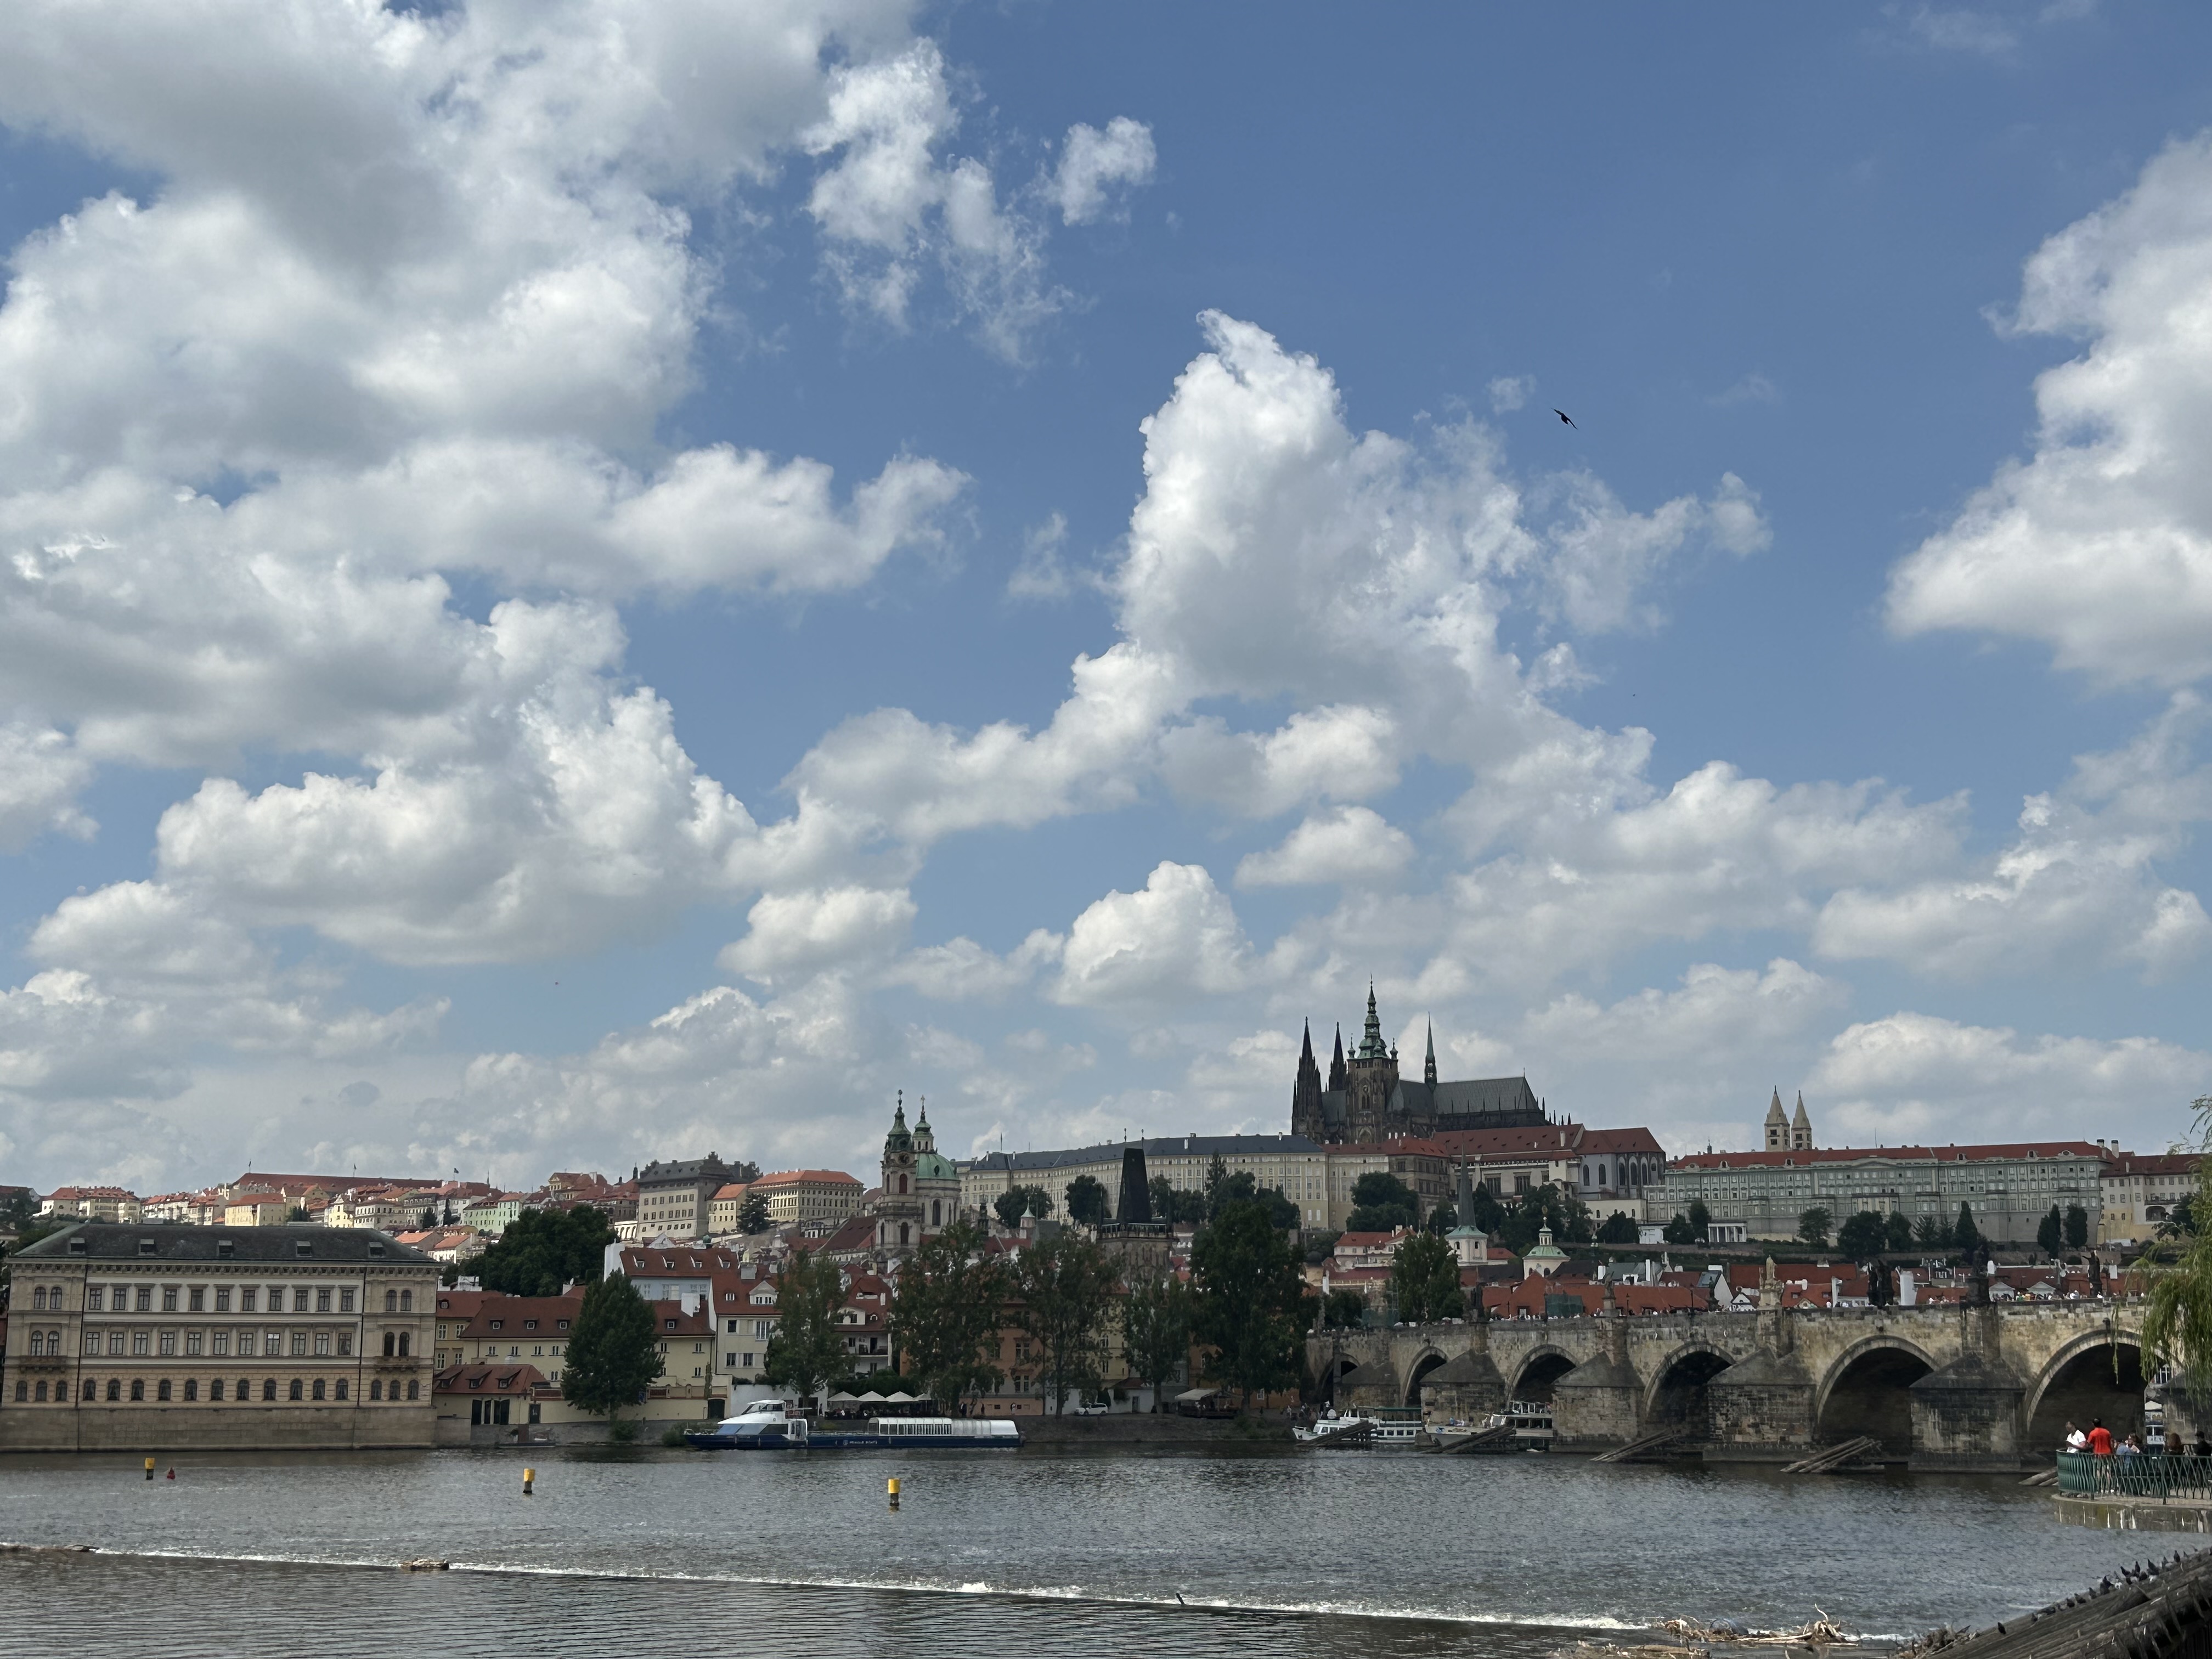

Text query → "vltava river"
[0,1444,2174,1656]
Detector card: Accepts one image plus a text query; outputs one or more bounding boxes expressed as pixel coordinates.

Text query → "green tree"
[1837,1211,1887,1260]
[472,1206,617,1297]
[2143,1098,2212,1389]
[1120,1268,1194,1410]
[1884,1211,1917,1251]
[1346,1171,1419,1233]
[1595,1211,1640,1246]
[1202,1153,1232,1217]
[1149,1176,1206,1224]
[418,1207,438,1230]
[1687,1198,1712,1243]
[890,1220,1009,1410]
[737,1190,771,1235]
[286,1205,312,1222]
[1427,1202,1458,1236]
[1207,1169,1260,1220]
[1796,1207,1832,1248]
[1064,1173,1110,1227]
[1914,1212,1952,1249]
[1321,1285,1368,1329]
[1954,1201,1980,1256]
[2065,1203,2091,1250]
[761,1250,850,1408]
[1662,1213,1695,1246]
[2036,1205,2064,1257]
[561,1273,662,1426]
[1027,1186,1055,1219]
[0,1189,35,1234]
[1191,1199,1306,1410]
[1254,1186,1301,1231]
[1015,1233,1120,1412]
[1390,1231,1465,1324]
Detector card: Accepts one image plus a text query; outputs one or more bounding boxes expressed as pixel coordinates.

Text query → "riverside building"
[0,1222,439,1451]
[1649,1113,2109,1245]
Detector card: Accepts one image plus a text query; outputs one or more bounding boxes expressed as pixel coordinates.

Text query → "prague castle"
[1291,986,1551,1146]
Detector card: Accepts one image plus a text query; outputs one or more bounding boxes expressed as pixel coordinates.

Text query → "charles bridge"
[1307,1282,2151,1468]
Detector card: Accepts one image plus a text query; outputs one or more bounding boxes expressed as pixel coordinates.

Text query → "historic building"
[877,1094,960,1255]
[1763,1088,1814,1150]
[1290,986,1551,1146]
[0,1222,438,1451]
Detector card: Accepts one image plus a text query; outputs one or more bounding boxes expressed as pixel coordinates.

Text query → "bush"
[659,1424,689,1447]
[607,1418,639,1444]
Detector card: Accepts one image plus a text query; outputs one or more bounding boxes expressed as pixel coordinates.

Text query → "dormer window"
[138,1238,157,1256]
[67,1237,87,1255]
[368,1242,386,1259]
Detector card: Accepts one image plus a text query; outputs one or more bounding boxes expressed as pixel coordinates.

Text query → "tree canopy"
[2142,1098,2212,1385]
[1064,1173,1110,1226]
[1837,1210,1888,1260]
[2037,1205,2064,1256]
[1120,1267,1194,1410]
[1595,1210,1640,1246]
[1954,1201,1980,1255]
[763,1250,850,1407]
[1390,1230,1464,1324]
[561,1273,661,1421]
[890,1220,1010,1409]
[472,1205,617,1297]
[1014,1233,1119,1411]
[1796,1206,1832,1248]
[1191,1199,1308,1409]
[1149,1176,1206,1225]
[737,1190,771,1235]
[1346,1171,1419,1233]
[2065,1203,2091,1250]
[992,1185,1054,1230]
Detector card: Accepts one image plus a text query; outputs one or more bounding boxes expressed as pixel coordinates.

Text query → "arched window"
[183,1380,198,1402]
[27,1331,43,1357]
[899,1223,911,1246]
[263,1378,278,1401]
[33,1381,47,1402]
[382,1331,395,1357]
[289,1379,304,1401]
[312,1379,326,1401]
[407,1380,420,1400]
[210,1379,224,1402]
[370,1379,383,1401]
[385,1289,397,1313]
[130,1379,145,1402]
[399,1288,413,1312]
[898,1174,909,1194]
[106,1379,121,1402]
[397,1332,410,1357]
[30,1286,45,1310]
[932,1200,941,1226]
[82,1379,96,1402]
[334,1379,347,1401]
[156,1379,172,1402]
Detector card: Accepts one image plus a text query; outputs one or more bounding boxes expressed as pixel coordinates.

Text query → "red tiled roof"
[650,1299,711,1335]
[1577,1127,1666,1155]
[1669,1141,2109,1170]
[752,1169,864,1189]
[2107,1154,2199,1177]
[434,1363,545,1396]
[461,1293,585,1337]
[1430,1125,1585,1159]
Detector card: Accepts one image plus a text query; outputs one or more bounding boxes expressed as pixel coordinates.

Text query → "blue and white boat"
[686,1398,1022,1450]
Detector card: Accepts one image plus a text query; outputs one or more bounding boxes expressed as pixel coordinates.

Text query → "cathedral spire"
[1300,1019,1316,1066]
[1424,1020,1437,1088]
[1329,1023,1346,1091]
[1357,980,1388,1061]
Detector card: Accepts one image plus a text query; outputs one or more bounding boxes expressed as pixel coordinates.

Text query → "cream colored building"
[752,1169,863,1227]
[39,1187,144,1224]
[1,1222,438,1450]
[636,1155,744,1240]
[223,1196,297,1227]
[2102,1152,2201,1245]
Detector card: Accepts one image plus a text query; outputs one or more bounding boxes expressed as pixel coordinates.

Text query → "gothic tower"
[1292,1019,1324,1141]
[1328,1023,1346,1091]
[1791,1091,1813,1152]
[1343,983,1401,1143]
[1763,1087,1787,1150]
[1424,1020,1438,1088]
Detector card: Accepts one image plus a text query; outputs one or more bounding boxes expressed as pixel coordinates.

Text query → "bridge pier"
[1552,1290,1643,1447]
[1910,1305,2029,1470]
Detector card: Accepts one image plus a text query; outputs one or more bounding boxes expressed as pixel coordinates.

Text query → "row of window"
[69,1328,358,1358]
[12,1375,424,1403]
[55,1285,419,1315]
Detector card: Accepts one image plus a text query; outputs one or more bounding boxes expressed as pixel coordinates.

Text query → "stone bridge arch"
[2022,1327,2147,1451]
[1644,1341,1736,1435]
[1813,1333,1939,1449]
[1508,1344,1579,1404]
[1401,1347,1452,1407]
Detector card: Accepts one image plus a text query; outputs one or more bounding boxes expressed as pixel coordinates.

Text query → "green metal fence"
[2057,1449,2212,1499]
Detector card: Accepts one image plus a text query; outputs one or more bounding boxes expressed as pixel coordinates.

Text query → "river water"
[0,1444,2176,1657]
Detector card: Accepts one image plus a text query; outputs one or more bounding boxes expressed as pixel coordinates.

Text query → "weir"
[1308,1295,2147,1468]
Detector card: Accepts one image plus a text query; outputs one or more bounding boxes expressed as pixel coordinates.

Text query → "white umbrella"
[857,1390,887,1403]
[882,1390,916,1403]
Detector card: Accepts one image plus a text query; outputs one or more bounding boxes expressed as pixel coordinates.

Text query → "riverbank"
[1018,1411,1294,1445]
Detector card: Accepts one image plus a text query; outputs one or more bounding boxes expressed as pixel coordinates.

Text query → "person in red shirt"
[2087,1419,2115,1456]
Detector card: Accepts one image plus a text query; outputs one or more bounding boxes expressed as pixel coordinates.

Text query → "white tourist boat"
[1295,1406,1424,1448]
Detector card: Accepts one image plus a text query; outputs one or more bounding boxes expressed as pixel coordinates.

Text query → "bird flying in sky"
[1554,408,1577,429]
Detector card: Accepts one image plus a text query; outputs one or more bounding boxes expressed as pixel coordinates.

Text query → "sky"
[2,0,2211,1195]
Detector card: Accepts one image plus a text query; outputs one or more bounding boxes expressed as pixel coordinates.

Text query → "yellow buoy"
[523,1466,536,1496]
[143,1458,155,1481]
[887,1475,900,1511]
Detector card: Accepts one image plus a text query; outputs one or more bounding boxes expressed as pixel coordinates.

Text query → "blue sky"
[2,1,2210,1194]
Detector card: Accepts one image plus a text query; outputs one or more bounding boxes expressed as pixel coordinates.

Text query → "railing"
[2056,1449,2212,1500]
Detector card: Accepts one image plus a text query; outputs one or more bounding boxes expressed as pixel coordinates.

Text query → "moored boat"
[686,1398,1022,1450]
[1295,1405,1424,1448]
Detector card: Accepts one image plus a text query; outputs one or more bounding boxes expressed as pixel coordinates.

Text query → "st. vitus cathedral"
[1291,985,1551,1146]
